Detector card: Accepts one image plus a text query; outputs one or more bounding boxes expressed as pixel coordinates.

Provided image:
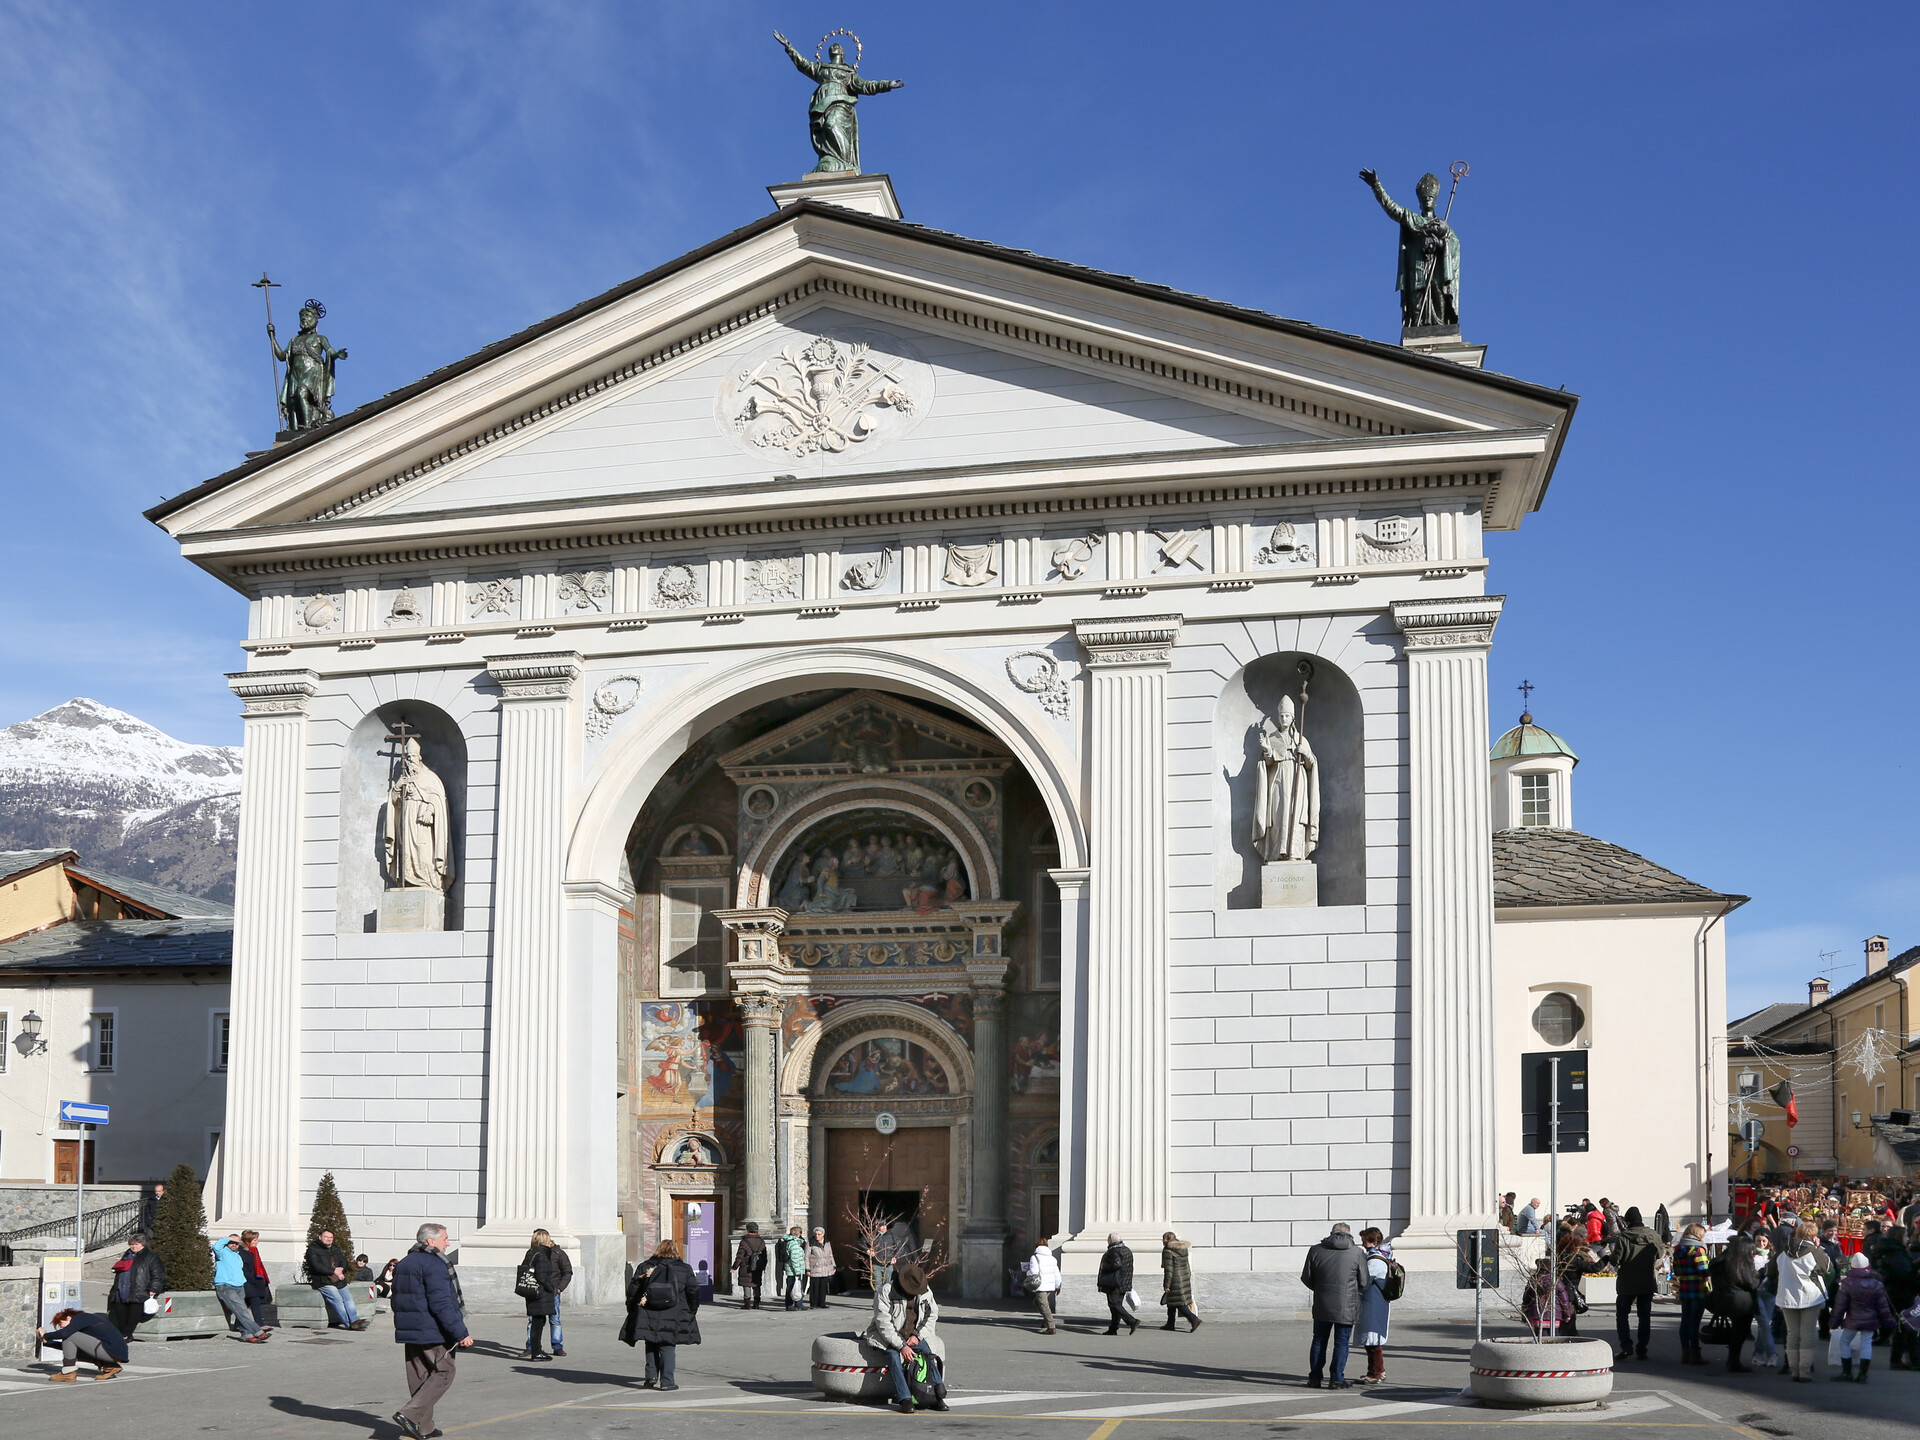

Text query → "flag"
[1769,1079,1798,1127]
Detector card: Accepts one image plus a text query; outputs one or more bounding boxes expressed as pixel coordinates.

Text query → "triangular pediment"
[718,690,1007,775]
[151,200,1575,552]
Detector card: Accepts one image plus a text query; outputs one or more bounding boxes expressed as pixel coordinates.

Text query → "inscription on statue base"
[1261,861,1318,909]
[378,889,445,932]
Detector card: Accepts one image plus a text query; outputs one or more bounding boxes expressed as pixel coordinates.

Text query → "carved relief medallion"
[467,577,519,620]
[1050,534,1102,581]
[385,585,425,626]
[297,593,341,631]
[841,546,895,592]
[653,563,702,609]
[1355,515,1425,564]
[1256,521,1316,566]
[556,570,611,613]
[586,674,643,739]
[943,542,998,588]
[717,328,932,462]
[1006,650,1071,718]
[745,557,802,604]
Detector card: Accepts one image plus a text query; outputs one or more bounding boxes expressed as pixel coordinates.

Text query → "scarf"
[408,1241,466,1315]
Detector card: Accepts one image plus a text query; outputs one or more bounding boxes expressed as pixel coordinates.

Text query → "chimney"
[1866,935,1890,976]
[1809,976,1831,1005]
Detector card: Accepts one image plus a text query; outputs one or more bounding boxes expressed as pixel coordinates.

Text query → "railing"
[0,1198,144,1255]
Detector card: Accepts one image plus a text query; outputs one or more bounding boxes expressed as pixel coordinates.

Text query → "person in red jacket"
[1585,1206,1605,1246]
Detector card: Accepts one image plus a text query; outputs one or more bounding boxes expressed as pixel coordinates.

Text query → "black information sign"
[1520,1050,1590,1154]
[1456,1228,1500,1289]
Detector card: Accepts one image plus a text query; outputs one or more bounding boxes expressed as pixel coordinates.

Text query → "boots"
[1682,1347,1706,1365]
[1833,1358,1853,1381]
[1855,1359,1871,1383]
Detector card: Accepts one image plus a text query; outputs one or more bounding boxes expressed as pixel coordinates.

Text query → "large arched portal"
[612,684,1066,1298]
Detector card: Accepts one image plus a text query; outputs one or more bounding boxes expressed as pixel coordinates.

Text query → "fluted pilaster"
[1391,597,1503,1250]
[478,652,580,1231]
[219,669,317,1239]
[1073,615,1181,1240]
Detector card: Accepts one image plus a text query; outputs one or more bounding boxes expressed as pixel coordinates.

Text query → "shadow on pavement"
[269,1396,403,1436]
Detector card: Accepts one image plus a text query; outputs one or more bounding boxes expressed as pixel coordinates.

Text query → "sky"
[0,1,1913,1016]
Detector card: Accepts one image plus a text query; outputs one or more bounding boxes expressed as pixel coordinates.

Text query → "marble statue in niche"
[1252,683,1320,908]
[380,723,454,930]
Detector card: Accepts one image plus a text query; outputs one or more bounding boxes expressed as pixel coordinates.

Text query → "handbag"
[1570,1289,1590,1315]
[1698,1314,1736,1347]
[513,1262,543,1300]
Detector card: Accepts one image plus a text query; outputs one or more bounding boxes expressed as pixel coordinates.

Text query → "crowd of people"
[1498,1186,1920,1383]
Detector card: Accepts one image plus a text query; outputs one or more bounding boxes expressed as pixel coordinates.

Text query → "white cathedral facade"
[151,171,1725,1308]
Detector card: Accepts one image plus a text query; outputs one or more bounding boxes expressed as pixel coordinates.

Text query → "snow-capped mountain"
[0,698,242,901]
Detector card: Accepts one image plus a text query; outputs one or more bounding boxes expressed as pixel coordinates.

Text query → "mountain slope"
[0,698,242,900]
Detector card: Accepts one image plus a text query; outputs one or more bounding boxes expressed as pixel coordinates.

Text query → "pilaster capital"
[717,907,792,995]
[1073,614,1183,668]
[1391,595,1505,653]
[712,907,790,941]
[484,650,583,700]
[227,668,319,719]
[561,878,633,914]
[1047,867,1092,897]
[734,992,786,1027]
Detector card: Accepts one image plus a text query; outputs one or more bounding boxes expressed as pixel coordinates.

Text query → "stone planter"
[271,1284,331,1330]
[132,1291,228,1341]
[810,1331,946,1402]
[1582,1273,1616,1306]
[1469,1336,1613,1409]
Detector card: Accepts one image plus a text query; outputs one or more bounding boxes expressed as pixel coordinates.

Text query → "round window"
[1530,991,1586,1047]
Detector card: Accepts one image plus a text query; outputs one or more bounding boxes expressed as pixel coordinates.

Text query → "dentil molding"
[1073,614,1184,667]
[226,667,320,718]
[1391,595,1504,651]
[484,650,583,699]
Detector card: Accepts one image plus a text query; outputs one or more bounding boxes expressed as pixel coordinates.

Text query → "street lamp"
[17,1010,46,1055]
[1851,1108,1865,1128]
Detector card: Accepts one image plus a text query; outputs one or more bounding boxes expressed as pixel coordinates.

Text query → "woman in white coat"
[1024,1241,1063,1335]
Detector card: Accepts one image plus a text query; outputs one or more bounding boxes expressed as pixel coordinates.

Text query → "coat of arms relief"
[717,329,932,461]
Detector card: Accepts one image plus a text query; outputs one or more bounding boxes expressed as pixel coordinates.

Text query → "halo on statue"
[815,28,861,65]
[302,298,327,319]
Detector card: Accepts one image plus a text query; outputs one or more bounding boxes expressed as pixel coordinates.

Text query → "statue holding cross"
[1359,164,1467,333]
[382,722,453,893]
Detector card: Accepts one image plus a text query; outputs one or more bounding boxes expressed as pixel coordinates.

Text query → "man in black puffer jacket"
[307,1229,367,1330]
[1098,1234,1138,1335]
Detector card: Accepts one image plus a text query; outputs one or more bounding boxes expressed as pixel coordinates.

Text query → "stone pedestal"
[377,888,444,931]
[767,171,902,219]
[1260,860,1317,908]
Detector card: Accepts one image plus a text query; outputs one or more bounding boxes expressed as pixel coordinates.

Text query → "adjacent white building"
[142,169,1729,1306]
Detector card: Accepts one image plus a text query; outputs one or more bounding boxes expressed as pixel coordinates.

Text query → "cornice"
[210,459,1503,582]
[483,650,582,699]
[1074,613,1184,667]
[226,667,319,717]
[1391,595,1505,651]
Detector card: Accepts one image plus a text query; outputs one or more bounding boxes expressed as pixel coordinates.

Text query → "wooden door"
[825,1126,951,1288]
[52,1139,94,1185]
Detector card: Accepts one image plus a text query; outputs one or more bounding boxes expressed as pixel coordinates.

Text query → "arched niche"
[739,781,999,909]
[781,999,976,1100]
[337,700,467,932]
[1215,652,1364,908]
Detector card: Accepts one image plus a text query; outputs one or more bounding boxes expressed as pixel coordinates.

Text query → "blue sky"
[0,1,1912,1015]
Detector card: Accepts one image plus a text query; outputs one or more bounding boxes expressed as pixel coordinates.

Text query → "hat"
[1851,1251,1871,1269]
[895,1262,929,1296]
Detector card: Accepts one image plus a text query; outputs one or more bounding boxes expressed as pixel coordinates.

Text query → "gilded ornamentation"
[1006,650,1071,719]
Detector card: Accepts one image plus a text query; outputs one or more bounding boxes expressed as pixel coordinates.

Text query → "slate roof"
[1492,828,1744,909]
[1729,1002,1811,1039]
[0,919,231,974]
[1873,1118,1920,1169]
[65,864,232,919]
[0,848,77,885]
[147,199,1578,525]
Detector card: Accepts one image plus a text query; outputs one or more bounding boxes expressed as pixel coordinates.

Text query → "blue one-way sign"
[59,1101,109,1125]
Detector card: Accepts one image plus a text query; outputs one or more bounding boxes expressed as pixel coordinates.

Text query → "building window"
[0,1011,8,1073]
[1836,1017,1846,1048]
[1873,1002,1885,1033]
[662,883,727,995]
[1519,773,1553,827]
[1033,871,1061,990]
[1530,990,1586,1047]
[1875,1085,1886,1114]
[211,1012,230,1073]
[89,1012,115,1073]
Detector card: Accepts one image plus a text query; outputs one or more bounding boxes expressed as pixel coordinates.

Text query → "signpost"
[1519,1054,1591,1338]
[1456,1227,1500,1342]
[58,1102,108,1259]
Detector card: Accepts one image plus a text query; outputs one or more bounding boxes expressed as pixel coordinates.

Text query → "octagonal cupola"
[1490,708,1579,830]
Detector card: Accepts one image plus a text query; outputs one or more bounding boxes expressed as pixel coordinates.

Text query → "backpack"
[1381,1258,1407,1303]
[905,1349,946,1408]
[643,1263,679,1311]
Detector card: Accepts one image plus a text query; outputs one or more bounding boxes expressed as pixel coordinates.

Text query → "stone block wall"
[0,1184,142,1234]
[0,1265,37,1359]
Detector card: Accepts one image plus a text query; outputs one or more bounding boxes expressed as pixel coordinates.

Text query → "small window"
[1519,773,1553,827]
[1033,871,1061,990]
[89,1012,115,1073]
[1530,990,1586,1047]
[0,1011,8,1073]
[211,1012,231,1073]
[1837,1017,1846,1048]
[1875,1085,1886,1114]
[662,883,727,995]
[1874,1002,1885,1032]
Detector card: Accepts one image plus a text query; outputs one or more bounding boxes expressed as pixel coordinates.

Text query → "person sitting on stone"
[868,1261,947,1414]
